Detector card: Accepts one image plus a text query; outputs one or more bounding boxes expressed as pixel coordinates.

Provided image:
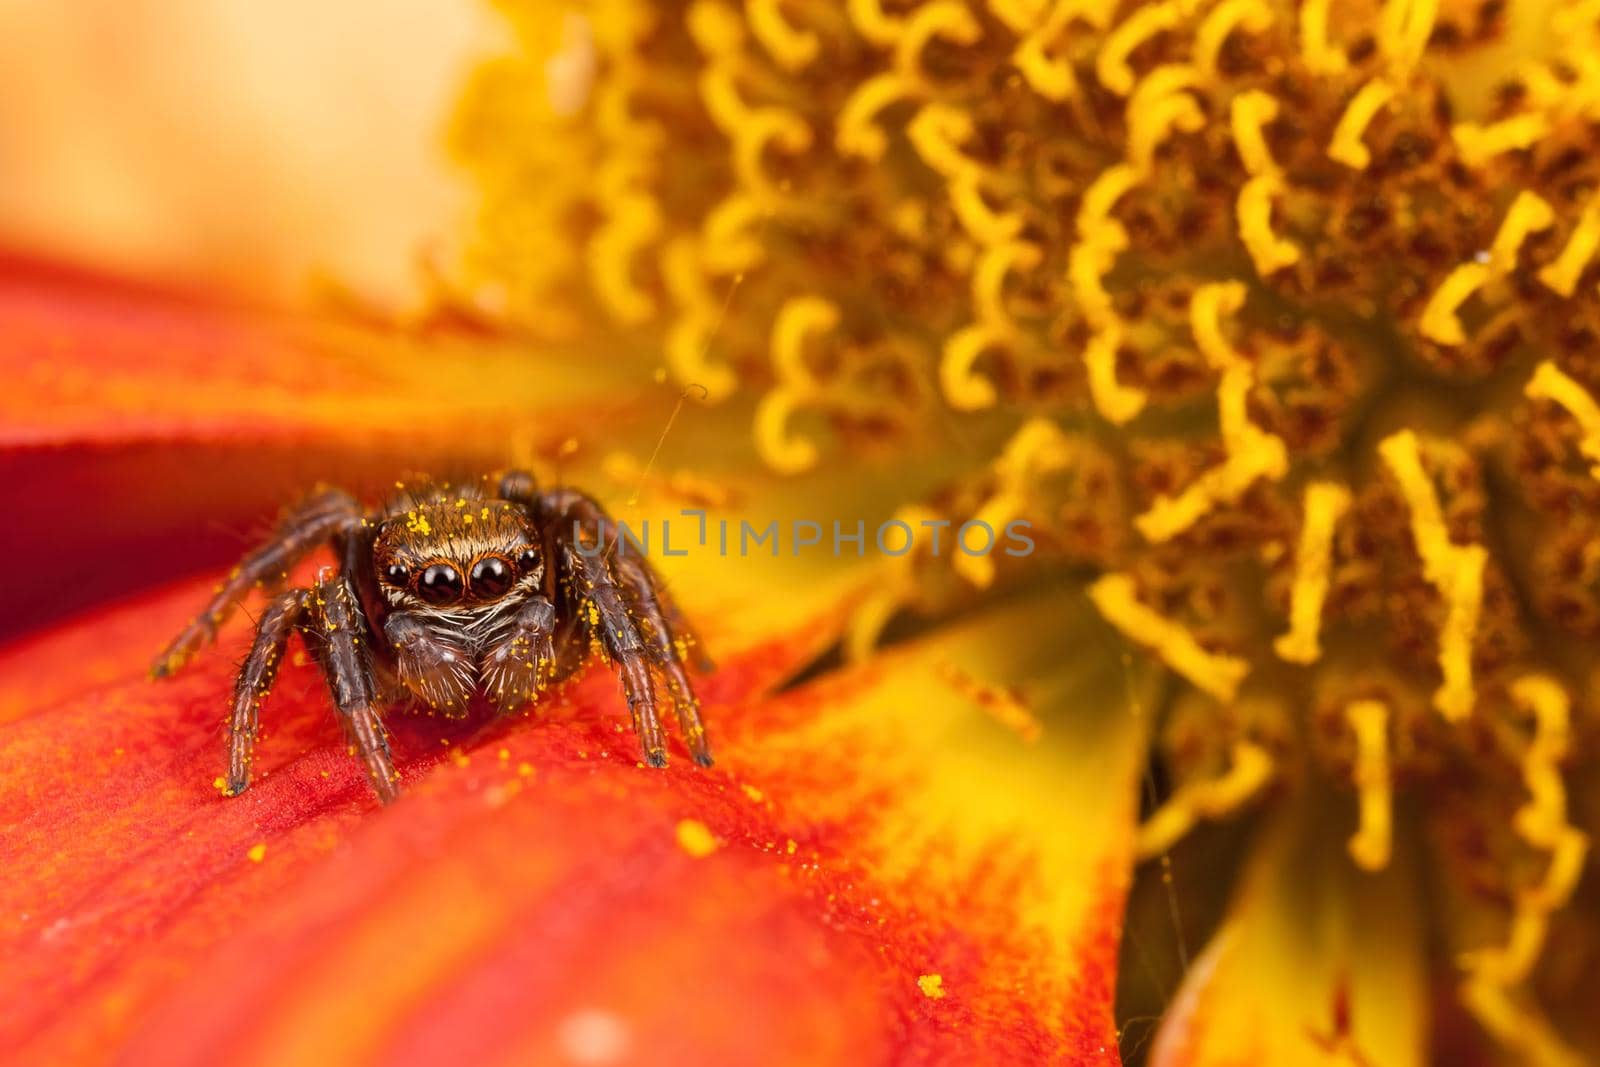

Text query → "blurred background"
[0,0,488,309]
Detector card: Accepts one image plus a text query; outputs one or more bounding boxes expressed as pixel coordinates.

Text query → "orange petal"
[0,579,1147,1066]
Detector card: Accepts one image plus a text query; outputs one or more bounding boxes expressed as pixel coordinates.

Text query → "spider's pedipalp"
[309,574,399,804]
[153,488,364,677]
[223,588,309,796]
[384,613,477,716]
[482,595,558,712]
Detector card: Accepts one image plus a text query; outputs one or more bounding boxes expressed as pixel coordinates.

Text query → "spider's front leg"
[565,544,670,765]
[482,596,558,712]
[222,588,309,796]
[309,574,400,804]
[153,488,363,677]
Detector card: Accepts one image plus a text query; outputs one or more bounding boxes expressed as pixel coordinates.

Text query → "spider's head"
[373,499,544,610]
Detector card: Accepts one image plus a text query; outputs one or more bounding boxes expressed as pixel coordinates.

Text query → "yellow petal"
[1150,806,1428,1067]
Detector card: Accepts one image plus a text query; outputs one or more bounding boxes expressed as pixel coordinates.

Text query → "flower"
[0,266,1139,1064]
[449,0,1600,1062]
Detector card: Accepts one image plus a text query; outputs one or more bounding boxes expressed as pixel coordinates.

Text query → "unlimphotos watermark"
[572,510,1034,559]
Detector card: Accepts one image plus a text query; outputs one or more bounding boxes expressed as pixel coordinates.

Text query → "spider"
[152,471,711,804]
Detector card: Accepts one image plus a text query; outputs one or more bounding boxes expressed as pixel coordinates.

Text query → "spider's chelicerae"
[153,471,711,803]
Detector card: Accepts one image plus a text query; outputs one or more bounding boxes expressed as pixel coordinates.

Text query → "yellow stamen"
[1345,699,1392,871]
[1135,283,1288,541]
[1014,6,1079,100]
[731,108,813,202]
[587,192,662,324]
[1536,194,1600,298]
[1194,0,1272,79]
[1126,65,1205,173]
[1136,741,1273,858]
[1229,89,1281,177]
[1188,279,1247,370]
[1098,1,1181,96]
[1452,113,1553,169]
[907,103,980,179]
[1274,482,1353,664]
[894,1,982,88]
[948,171,1024,244]
[1421,191,1555,345]
[753,390,818,474]
[701,194,768,274]
[1460,675,1590,1067]
[973,239,1043,328]
[1085,321,1148,425]
[745,0,820,71]
[1328,79,1395,170]
[1418,262,1491,346]
[770,294,838,385]
[1298,0,1347,75]
[956,418,1077,588]
[1525,360,1600,479]
[836,73,919,160]
[1378,0,1438,76]
[846,0,905,46]
[755,296,839,473]
[1377,430,1485,721]
[940,240,1043,410]
[1489,191,1557,271]
[1088,572,1251,702]
[662,237,740,401]
[940,325,1005,411]
[1236,175,1300,276]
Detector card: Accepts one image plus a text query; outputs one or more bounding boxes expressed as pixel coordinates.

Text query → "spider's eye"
[516,547,541,572]
[383,563,409,586]
[469,556,514,598]
[417,563,463,604]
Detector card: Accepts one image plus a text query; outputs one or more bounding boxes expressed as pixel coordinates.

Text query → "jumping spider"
[153,471,711,803]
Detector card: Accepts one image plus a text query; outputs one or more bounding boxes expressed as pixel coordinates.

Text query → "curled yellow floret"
[1345,699,1393,871]
[1377,430,1485,721]
[1421,191,1555,345]
[1088,572,1251,702]
[1136,741,1274,858]
[1328,79,1394,170]
[1274,482,1353,664]
[1525,360,1600,479]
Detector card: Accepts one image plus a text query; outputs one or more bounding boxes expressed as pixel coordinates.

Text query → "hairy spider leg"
[152,488,365,677]
[612,553,713,767]
[223,589,310,796]
[308,574,400,804]
[536,486,713,767]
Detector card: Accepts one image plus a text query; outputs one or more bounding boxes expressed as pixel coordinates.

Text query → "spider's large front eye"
[469,556,514,599]
[417,563,463,604]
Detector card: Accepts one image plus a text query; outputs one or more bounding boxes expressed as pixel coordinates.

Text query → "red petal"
[1,580,1134,1066]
